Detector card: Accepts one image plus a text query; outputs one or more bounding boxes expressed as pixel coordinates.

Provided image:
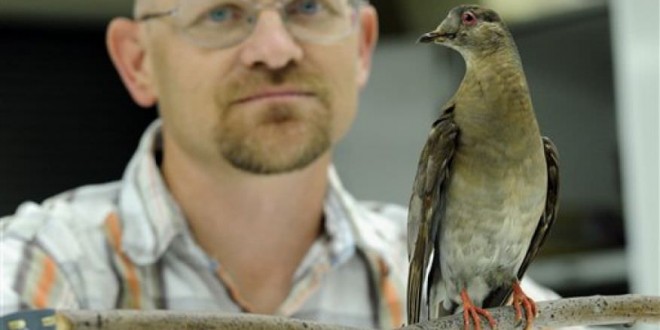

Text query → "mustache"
[217,65,331,109]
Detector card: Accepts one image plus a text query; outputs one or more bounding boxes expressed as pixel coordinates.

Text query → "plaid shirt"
[0,120,408,328]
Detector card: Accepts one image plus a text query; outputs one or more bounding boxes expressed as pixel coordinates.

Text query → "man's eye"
[289,0,323,15]
[207,6,238,22]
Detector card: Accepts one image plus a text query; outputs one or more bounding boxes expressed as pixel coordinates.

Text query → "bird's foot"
[512,281,537,330]
[460,290,497,330]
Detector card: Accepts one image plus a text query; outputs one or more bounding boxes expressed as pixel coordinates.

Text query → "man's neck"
[160,140,329,313]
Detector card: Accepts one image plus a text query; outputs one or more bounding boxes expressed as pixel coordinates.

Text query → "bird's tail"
[406,257,424,325]
[407,229,432,325]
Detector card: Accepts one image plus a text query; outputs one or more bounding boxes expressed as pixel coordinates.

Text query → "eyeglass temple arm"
[136,9,176,22]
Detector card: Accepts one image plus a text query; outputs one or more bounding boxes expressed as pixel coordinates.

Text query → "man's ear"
[356,5,379,88]
[106,18,157,108]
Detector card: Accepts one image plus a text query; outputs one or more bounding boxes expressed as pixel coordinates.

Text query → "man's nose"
[239,11,304,69]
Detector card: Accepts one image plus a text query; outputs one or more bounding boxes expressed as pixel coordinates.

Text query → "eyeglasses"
[136,0,368,49]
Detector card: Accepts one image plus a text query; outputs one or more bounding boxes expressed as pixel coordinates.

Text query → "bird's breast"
[437,125,547,299]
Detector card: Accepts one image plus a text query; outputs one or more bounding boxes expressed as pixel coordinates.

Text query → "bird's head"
[418,5,511,56]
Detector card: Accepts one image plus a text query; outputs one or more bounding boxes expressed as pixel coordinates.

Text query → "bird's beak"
[418,31,441,43]
[417,30,457,44]
[419,13,460,44]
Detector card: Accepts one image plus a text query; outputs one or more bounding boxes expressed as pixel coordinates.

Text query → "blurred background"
[0,1,657,328]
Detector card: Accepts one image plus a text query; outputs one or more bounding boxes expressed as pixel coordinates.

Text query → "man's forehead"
[134,0,176,15]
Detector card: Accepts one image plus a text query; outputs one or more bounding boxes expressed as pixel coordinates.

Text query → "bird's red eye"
[462,12,477,26]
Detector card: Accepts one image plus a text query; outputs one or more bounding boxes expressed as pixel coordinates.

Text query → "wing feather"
[406,108,459,324]
[517,136,560,278]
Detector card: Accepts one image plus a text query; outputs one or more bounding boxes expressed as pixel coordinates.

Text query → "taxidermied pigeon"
[406,5,560,330]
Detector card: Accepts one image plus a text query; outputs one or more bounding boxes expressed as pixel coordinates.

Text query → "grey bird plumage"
[406,5,560,329]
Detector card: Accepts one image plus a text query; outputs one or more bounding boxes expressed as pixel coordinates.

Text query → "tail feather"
[406,253,425,324]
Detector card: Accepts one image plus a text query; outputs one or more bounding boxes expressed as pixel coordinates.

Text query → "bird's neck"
[454,46,540,144]
[464,44,524,82]
[459,45,531,116]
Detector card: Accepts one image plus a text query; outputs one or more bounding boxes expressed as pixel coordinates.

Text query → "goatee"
[213,65,332,174]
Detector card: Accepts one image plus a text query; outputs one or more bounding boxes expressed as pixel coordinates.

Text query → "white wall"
[610,0,660,329]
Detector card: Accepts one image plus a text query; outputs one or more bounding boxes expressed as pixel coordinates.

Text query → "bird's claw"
[514,316,523,327]
[463,306,497,330]
[512,281,537,330]
[461,290,497,330]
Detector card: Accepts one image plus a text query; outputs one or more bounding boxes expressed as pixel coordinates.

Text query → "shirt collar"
[118,119,186,265]
[325,167,403,262]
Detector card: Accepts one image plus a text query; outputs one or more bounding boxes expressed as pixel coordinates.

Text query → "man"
[1,0,407,328]
[0,0,568,328]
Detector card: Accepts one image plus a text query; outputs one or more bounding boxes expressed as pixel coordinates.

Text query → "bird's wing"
[517,136,560,278]
[406,107,459,324]
[483,136,560,308]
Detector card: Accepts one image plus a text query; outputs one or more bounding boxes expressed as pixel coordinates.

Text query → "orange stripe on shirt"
[32,256,57,308]
[215,266,254,312]
[377,257,403,327]
[105,212,142,308]
[382,276,403,327]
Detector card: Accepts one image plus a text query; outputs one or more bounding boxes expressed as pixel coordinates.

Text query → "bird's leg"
[512,281,537,330]
[460,289,497,330]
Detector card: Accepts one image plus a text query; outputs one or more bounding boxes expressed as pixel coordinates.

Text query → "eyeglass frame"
[135,0,370,49]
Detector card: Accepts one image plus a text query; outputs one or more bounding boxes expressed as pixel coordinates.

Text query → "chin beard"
[216,105,332,175]
[222,136,330,174]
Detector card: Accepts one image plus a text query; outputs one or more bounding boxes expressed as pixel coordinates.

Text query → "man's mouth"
[232,90,316,105]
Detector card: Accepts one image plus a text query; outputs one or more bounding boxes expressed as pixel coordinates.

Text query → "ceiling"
[0,0,607,34]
